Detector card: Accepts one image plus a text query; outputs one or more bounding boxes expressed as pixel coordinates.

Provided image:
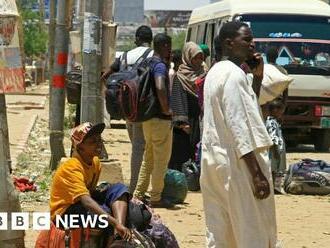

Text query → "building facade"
[114,0,144,24]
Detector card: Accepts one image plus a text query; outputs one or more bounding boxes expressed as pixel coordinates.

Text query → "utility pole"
[102,0,114,72]
[0,95,25,247]
[80,0,104,124]
[49,0,71,170]
[48,0,57,88]
[48,0,56,129]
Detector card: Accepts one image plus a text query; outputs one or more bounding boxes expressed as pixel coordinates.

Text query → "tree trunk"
[0,94,25,247]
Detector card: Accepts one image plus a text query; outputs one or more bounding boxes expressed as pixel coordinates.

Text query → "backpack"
[143,217,180,248]
[119,56,161,122]
[284,159,330,195]
[65,68,82,104]
[105,48,152,120]
[109,230,155,248]
[161,169,188,204]
[128,201,152,232]
[182,159,201,191]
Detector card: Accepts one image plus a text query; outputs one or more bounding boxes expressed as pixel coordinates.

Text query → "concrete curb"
[11,114,38,169]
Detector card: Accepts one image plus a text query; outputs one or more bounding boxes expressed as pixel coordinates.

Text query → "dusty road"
[104,128,330,248]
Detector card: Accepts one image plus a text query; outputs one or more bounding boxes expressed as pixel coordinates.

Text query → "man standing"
[201,21,277,247]
[110,25,153,194]
[133,33,173,208]
[125,26,154,194]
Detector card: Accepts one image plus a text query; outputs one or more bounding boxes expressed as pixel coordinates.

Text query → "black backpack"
[105,48,152,120]
[128,201,152,232]
[117,56,162,122]
[134,57,162,122]
[182,159,201,191]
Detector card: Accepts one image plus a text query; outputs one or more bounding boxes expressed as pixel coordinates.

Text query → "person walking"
[200,21,277,248]
[133,33,173,208]
[169,42,205,170]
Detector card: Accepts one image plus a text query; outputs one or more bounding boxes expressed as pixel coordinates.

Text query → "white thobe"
[200,61,277,248]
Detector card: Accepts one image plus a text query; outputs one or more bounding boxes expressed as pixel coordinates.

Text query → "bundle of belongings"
[246,63,294,105]
[284,159,330,195]
[162,169,188,204]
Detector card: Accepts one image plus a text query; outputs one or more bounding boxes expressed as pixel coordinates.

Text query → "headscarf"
[199,43,210,58]
[177,42,205,96]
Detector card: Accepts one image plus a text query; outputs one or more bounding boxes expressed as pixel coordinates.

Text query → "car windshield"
[238,14,330,72]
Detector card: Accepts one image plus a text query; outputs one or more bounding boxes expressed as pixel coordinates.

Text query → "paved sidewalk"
[6,85,48,168]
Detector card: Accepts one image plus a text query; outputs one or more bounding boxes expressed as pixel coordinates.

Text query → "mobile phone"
[246,56,260,69]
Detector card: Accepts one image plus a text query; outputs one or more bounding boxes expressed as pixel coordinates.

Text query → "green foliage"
[17,0,48,57]
[16,153,30,168]
[64,104,77,130]
[171,31,187,51]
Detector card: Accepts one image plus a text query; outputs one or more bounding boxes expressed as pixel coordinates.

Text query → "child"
[265,99,287,193]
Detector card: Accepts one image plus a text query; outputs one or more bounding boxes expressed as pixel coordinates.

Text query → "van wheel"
[312,129,330,152]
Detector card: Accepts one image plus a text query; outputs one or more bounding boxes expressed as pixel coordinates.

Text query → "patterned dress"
[265,116,287,175]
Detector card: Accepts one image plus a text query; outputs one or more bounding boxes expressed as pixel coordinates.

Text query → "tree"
[171,31,186,50]
[17,0,48,57]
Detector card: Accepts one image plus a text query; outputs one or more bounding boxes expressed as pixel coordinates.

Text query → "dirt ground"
[13,100,330,247]
[21,124,330,248]
[100,128,330,248]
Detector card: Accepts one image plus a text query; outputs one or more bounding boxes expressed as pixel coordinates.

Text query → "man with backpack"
[125,26,154,195]
[109,26,153,194]
[133,33,174,208]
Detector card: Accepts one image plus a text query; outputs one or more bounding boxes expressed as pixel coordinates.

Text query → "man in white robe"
[201,21,277,248]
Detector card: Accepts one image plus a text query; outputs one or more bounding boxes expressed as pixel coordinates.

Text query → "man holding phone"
[200,21,277,248]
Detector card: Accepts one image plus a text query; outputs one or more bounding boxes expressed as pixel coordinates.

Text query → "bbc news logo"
[0,212,110,230]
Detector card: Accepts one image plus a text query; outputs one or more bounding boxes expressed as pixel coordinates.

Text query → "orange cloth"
[50,153,101,220]
[35,222,89,248]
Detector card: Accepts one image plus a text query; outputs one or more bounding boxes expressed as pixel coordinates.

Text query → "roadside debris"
[13,176,37,192]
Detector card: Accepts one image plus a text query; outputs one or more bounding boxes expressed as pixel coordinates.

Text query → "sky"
[144,0,211,11]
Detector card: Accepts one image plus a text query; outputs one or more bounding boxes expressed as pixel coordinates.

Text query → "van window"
[186,27,192,41]
[216,20,222,35]
[197,23,205,44]
[190,25,198,42]
[206,23,215,47]
[242,14,330,70]
[203,23,208,44]
[203,22,215,65]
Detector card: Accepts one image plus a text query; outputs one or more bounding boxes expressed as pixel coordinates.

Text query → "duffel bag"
[284,159,330,195]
